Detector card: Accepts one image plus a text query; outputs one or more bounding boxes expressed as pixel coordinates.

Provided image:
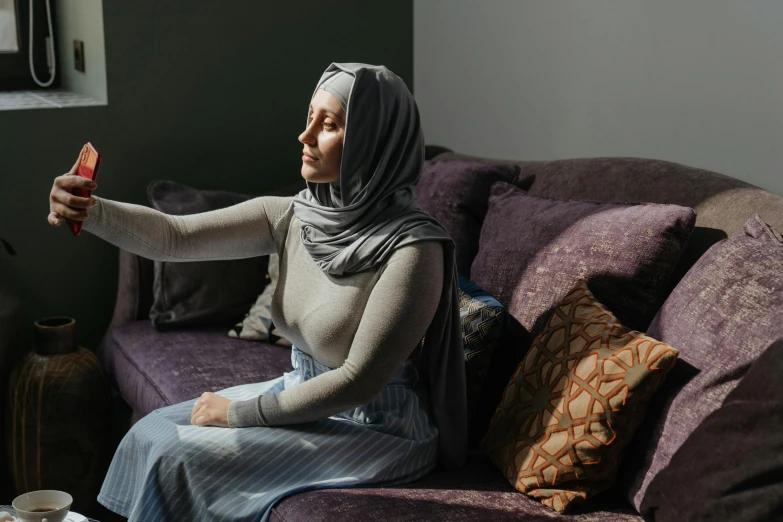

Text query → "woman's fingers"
[56,173,97,192]
[190,392,229,427]
[193,409,209,426]
[52,202,90,221]
[191,399,206,425]
[69,154,80,175]
[52,185,97,209]
[49,155,98,228]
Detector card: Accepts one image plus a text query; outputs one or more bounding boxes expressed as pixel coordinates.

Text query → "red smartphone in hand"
[67,142,101,237]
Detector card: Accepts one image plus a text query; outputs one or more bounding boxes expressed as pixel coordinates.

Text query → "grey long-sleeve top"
[82,194,444,428]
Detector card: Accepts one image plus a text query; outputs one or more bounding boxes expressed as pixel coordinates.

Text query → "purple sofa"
[97,148,783,521]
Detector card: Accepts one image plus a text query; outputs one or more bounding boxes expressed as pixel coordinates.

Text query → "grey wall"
[56,0,108,102]
[0,1,413,369]
[414,0,783,196]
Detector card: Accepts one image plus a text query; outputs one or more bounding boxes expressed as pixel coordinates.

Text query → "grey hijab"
[292,62,468,471]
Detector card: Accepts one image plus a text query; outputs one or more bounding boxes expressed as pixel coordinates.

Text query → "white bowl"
[12,490,73,522]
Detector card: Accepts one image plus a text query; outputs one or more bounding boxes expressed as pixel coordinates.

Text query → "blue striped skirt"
[97,345,439,521]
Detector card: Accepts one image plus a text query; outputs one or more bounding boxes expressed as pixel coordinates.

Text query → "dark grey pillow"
[146,180,270,330]
[640,338,783,522]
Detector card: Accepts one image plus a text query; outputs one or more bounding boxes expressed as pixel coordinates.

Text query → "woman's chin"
[301,165,317,180]
[301,167,336,183]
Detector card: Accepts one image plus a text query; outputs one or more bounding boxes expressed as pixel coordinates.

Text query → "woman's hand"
[48,154,99,226]
[191,392,232,428]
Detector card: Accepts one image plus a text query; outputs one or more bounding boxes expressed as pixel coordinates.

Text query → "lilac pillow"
[622,214,783,512]
[413,160,531,278]
[471,181,696,339]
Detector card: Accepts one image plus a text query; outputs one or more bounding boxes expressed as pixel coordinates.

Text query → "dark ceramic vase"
[6,316,112,515]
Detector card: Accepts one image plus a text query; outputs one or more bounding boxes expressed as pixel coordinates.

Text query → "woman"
[47,62,467,521]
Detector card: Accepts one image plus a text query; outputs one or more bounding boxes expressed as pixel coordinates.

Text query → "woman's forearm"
[82,195,286,261]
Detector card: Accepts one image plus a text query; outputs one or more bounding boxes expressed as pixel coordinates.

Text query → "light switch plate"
[73,40,85,72]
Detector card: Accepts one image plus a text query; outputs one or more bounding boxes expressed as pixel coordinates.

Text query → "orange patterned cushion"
[479,279,679,513]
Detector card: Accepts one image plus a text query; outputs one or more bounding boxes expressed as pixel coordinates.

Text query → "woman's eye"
[306,114,335,130]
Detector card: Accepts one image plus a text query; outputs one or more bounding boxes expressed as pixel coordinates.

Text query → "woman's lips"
[303,154,317,163]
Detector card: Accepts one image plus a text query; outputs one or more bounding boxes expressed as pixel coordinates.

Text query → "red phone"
[67,142,101,237]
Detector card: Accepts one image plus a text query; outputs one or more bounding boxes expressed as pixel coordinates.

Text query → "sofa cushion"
[413,160,531,278]
[431,153,783,297]
[640,338,783,522]
[103,320,293,415]
[471,182,696,340]
[147,179,270,330]
[458,274,507,422]
[480,279,679,513]
[467,182,695,454]
[228,252,292,346]
[270,450,643,522]
[622,214,783,511]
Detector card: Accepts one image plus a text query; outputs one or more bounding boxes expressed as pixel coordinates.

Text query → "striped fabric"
[97,346,439,521]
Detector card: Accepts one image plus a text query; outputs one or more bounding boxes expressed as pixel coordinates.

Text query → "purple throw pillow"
[147,180,270,330]
[413,160,531,278]
[640,338,783,522]
[622,213,783,512]
[470,181,696,340]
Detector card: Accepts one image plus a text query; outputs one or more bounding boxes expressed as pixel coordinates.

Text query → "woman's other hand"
[48,154,99,226]
[191,392,231,428]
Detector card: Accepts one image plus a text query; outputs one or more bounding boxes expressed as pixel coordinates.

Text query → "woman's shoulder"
[246,194,295,219]
[383,239,444,275]
[258,194,296,214]
[244,195,296,252]
[376,240,445,306]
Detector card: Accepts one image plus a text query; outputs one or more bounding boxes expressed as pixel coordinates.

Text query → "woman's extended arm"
[82,195,293,261]
[227,240,445,427]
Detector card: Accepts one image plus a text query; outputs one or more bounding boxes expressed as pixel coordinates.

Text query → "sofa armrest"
[115,248,156,328]
[96,249,154,363]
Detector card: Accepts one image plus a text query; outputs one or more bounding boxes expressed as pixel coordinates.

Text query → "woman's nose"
[298,125,315,144]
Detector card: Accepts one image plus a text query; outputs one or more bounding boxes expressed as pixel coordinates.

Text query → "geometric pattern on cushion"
[458,274,507,421]
[228,252,292,346]
[479,279,679,513]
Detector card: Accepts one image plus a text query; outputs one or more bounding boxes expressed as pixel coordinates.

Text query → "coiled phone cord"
[29,0,56,87]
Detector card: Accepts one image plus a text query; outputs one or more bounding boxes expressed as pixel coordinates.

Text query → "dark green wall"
[0,1,413,361]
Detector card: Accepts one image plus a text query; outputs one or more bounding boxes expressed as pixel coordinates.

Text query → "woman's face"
[299,89,346,183]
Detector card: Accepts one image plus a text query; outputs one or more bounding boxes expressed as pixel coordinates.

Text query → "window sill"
[0,88,105,111]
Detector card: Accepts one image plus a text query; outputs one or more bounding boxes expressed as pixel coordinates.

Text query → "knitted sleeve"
[81,195,294,260]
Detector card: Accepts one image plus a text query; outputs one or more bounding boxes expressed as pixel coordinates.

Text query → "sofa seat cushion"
[103,320,293,416]
[270,451,642,522]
